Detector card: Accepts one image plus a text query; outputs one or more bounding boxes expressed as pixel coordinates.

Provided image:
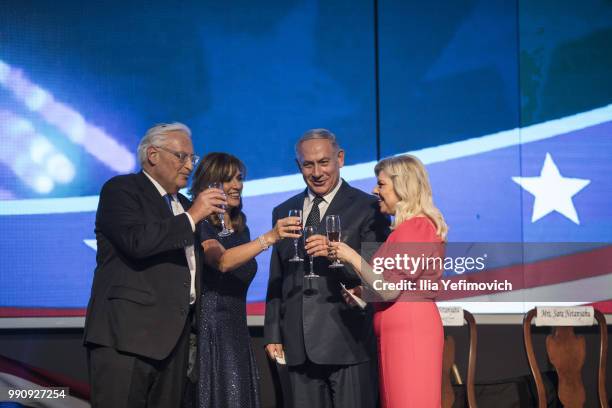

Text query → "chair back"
[523,307,608,408]
[441,309,478,408]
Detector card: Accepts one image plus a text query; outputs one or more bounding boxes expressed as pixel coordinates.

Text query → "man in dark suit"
[264,129,390,407]
[84,123,225,407]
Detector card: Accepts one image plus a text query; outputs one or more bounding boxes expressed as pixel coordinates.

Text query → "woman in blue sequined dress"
[187,153,301,408]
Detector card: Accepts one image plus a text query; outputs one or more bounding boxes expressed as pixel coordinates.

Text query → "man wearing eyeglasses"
[84,122,226,407]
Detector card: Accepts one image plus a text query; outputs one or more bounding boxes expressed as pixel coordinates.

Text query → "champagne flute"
[208,182,232,237]
[288,209,303,262]
[303,225,319,278]
[326,214,344,268]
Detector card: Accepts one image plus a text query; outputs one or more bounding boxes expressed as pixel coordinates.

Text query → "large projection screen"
[1,0,611,327]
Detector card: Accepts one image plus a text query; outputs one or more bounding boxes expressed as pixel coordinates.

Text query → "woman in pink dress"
[329,154,447,408]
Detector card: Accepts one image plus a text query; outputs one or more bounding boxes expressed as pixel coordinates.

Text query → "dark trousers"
[87,319,190,408]
[288,358,378,408]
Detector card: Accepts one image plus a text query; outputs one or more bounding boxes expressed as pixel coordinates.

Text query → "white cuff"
[185,212,196,232]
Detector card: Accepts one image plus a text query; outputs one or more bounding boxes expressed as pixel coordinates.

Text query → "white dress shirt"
[302,178,343,224]
[143,171,196,304]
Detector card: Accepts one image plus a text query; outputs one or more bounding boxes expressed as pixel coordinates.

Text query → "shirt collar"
[143,170,176,199]
[307,178,343,204]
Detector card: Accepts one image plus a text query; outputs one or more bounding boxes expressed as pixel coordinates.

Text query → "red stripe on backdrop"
[2,300,608,318]
[246,302,266,315]
[0,305,270,318]
[590,300,612,313]
[435,245,612,301]
[2,246,610,317]
[0,308,86,317]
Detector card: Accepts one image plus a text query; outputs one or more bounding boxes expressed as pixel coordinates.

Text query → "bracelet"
[258,235,270,251]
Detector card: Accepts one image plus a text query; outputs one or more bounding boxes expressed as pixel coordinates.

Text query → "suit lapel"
[136,171,174,219]
[296,190,308,231]
[321,180,354,232]
[296,190,308,217]
[177,193,192,211]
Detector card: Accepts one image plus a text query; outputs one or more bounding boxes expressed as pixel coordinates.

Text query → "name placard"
[438,306,464,326]
[535,306,594,326]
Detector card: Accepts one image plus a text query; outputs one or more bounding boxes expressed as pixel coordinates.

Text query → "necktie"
[305,195,324,230]
[164,194,175,213]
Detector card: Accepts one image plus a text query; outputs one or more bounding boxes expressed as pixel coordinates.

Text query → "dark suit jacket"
[264,180,390,366]
[83,172,200,360]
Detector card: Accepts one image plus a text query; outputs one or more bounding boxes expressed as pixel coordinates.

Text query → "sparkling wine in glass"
[303,225,319,278]
[288,209,303,262]
[326,215,344,268]
[208,182,232,237]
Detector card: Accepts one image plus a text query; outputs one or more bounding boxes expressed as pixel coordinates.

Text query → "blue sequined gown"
[196,221,260,408]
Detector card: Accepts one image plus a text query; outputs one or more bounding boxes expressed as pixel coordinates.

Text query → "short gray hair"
[294,128,340,159]
[137,122,192,165]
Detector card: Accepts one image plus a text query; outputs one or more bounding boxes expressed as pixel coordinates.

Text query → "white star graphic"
[83,239,97,251]
[512,153,590,224]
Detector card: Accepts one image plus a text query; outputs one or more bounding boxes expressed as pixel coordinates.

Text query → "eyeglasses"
[154,145,200,166]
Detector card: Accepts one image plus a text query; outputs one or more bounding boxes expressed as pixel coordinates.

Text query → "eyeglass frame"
[153,145,200,166]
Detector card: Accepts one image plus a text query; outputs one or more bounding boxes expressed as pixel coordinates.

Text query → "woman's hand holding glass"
[263,216,302,245]
[325,215,344,268]
[327,241,360,267]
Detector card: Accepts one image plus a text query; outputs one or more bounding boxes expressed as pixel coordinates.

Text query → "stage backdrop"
[0,0,611,321]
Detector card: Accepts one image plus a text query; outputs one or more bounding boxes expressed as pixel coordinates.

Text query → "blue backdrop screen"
[0,0,611,319]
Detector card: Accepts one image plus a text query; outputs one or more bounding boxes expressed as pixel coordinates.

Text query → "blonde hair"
[374,154,448,240]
